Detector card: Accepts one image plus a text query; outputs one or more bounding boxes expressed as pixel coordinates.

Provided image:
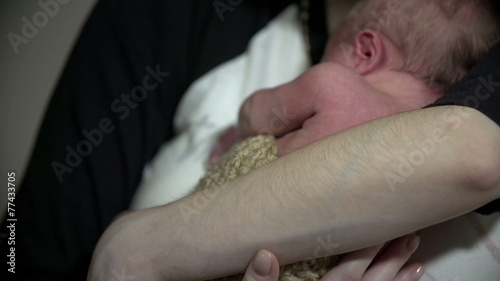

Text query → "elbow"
[460,112,500,193]
[466,147,500,192]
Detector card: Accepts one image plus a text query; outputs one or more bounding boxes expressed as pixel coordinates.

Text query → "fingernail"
[413,266,425,279]
[252,250,272,277]
[407,235,420,253]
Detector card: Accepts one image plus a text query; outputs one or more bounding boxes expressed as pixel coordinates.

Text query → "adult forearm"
[90,106,500,281]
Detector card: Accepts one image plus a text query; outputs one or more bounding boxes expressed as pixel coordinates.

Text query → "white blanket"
[130,5,500,280]
[130,5,308,209]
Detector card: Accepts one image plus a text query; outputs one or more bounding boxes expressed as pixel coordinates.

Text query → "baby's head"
[323,0,499,91]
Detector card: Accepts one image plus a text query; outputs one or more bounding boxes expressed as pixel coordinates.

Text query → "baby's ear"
[353,29,387,75]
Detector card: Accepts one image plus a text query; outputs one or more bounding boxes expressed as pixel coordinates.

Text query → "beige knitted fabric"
[196,135,339,281]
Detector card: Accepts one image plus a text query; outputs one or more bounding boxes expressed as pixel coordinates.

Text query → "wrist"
[131,207,178,280]
[104,210,164,280]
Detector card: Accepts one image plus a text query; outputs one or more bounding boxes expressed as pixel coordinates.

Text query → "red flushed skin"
[240,62,418,156]
[212,62,441,160]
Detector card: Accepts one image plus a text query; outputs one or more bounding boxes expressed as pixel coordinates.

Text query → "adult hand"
[242,234,424,281]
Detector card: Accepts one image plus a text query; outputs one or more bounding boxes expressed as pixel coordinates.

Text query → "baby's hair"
[338,0,500,89]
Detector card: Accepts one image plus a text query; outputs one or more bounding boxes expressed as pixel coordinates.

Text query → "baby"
[209,0,499,161]
[200,0,499,280]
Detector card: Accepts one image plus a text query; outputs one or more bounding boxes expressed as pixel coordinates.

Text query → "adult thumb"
[242,250,280,281]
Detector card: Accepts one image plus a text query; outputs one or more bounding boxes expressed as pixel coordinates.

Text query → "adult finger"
[319,243,385,281]
[361,234,421,281]
[242,250,280,281]
[393,263,425,281]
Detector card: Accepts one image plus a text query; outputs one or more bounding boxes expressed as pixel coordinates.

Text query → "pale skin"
[215,26,443,281]
[87,13,500,281]
[88,6,500,281]
[202,28,442,281]
[203,27,442,281]
[88,105,500,281]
